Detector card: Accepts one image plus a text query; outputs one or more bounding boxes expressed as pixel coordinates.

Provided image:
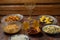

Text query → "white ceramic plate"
[42,25,60,34]
[38,15,58,25]
[1,14,23,24]
[10,34,29,40]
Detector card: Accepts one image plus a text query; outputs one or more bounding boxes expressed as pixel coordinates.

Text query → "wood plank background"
[0,0,60,4]
[0,5,60,16]
[0,0,60,16]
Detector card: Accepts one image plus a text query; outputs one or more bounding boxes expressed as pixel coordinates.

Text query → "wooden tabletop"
[0,15,60,40]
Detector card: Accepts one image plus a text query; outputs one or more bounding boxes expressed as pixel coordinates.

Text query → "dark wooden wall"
[0,0,60,16]
[0,0,60,4]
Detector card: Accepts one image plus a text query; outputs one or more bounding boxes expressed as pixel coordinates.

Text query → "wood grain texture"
[0,0,60,4]
[0,16,60,40]
[0,5,60,15]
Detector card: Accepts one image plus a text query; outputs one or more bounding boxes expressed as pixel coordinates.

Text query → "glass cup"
[24,3,36,17]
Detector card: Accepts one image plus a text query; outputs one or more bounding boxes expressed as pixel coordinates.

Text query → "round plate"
[38,15,58,25]
[42,25,60,34]
[10,34,29,40]
[2,22,22,34]
[1,14,23,24]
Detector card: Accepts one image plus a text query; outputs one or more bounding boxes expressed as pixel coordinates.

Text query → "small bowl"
[1,14,23,24]
[38,15,58,25]
[42,25,60,34]
[10,34,29,40]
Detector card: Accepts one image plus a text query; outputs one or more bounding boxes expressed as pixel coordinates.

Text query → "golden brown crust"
[26,27,41,34]
[5,16,20,22]
[3,24,20,34]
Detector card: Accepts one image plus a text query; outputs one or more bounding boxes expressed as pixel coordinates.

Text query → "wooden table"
[0,15,60,40]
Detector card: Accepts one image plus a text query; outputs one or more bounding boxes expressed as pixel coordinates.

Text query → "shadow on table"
[3,30,21,36]
[45,33,60,38]
[29,32,43,38]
